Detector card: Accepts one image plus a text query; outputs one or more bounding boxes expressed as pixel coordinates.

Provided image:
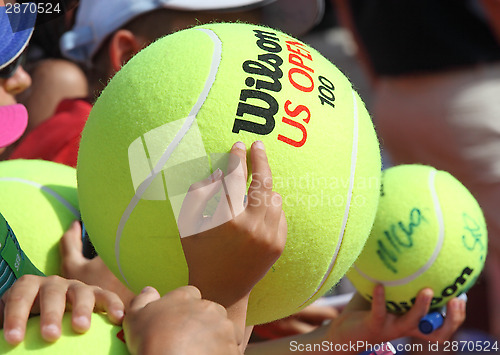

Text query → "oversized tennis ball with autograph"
[77,22,382,325]
[347,164,487,312]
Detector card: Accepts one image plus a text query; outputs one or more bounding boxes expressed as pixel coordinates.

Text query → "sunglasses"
[0,52,26,79]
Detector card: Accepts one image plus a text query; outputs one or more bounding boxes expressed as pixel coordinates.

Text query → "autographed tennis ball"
[77,22,381,324]
[347,164,487,312]
[0,313,128,354]
[0,159,80,276]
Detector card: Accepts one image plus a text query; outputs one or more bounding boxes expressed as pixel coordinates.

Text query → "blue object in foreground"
[419,293,468,334]
[419,311,445,334]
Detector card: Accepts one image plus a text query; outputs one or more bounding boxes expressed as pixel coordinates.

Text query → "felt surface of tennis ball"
[347,164,487,312]
[0,313,128,354]
[77,22,381,325]
[0,159,80,276]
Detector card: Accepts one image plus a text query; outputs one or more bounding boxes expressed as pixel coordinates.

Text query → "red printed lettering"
[286,41,312,60]
[278,117,307,147]
[288,68,314,92]
[284,100,310,124]
[288,53,314,73]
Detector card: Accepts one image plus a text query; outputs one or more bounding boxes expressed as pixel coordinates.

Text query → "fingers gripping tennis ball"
[77,23,381,325]
[347,164,487,313]
[0,313,128,354]
[0,160,80,276]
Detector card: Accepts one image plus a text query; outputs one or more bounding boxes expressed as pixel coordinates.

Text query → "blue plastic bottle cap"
[419,311,444,334]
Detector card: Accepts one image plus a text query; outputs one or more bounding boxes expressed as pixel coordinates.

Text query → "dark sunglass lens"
[0,54,23,79]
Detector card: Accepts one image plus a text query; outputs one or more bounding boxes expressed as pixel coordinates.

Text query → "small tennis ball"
[77,22,381,324]
[0,313,128,354]
[347,164,487,312]
[0,159,80,276]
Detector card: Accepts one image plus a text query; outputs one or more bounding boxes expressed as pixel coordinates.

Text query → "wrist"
[226,295,250,346]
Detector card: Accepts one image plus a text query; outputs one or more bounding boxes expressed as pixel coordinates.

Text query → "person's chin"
[0,88,17,106]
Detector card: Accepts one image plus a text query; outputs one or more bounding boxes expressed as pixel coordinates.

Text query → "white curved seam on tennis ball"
[0,177,80,219]
[114,28,222,287]
[353,168,445,287]
[299,90,359,306]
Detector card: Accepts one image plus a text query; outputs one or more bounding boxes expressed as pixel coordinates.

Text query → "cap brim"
[0,7,36,69]
[160,0,324,36]
[159,0,273,11]
[0,104,28,148]
[262,0,324,36]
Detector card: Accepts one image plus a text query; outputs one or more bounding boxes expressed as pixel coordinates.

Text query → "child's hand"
[123,286,240,355]
[327,285,466,351]
[179,141,287,307]
[59,220,135,307]
[178,141,287,347]
[0,275,124,345]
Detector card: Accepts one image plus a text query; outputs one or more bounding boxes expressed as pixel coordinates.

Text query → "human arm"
[326,285,465,352]
[0,274,124,345]
[178,141,287,347]
[123,285,240,355]
[246,285,465,354]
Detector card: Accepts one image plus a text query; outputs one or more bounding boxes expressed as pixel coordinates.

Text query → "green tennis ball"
[347,164,488,312]
[77,22,381,325]
[0,313,128,354]
[0,160,80,276]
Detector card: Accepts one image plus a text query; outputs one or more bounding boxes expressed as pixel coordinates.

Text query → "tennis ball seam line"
[299,89,360,306]
[0,178,80,219]
[353,168,445,286]
[113,28,223,287]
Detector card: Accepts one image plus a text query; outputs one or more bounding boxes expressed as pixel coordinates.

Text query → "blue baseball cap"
[0,4,37,71]
[60,0,324,64]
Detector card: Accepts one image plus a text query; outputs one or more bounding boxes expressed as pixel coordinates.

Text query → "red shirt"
[9,98,92,168]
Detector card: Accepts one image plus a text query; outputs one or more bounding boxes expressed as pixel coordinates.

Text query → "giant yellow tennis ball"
[347,164,487,312]
[0,159,80,276]
[0,313,128,354]
[77,22,381,324]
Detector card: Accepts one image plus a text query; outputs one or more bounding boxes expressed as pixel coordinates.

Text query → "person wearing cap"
[0,105,124,352]
[0,2,128,346]
[1,0,86,162]
[0,0,33,104]
[0,0,33,158]
[2,3,466,351]
[8,0,323,168]
[9,0,332,341]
